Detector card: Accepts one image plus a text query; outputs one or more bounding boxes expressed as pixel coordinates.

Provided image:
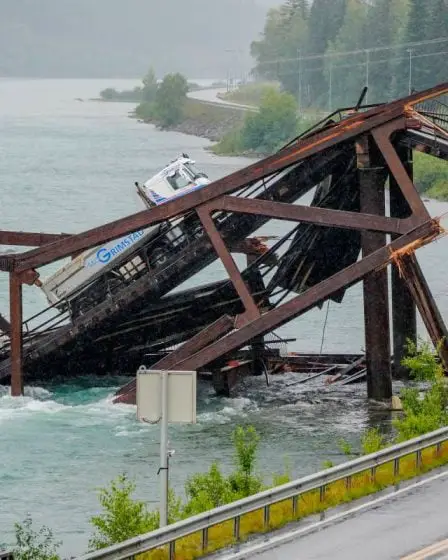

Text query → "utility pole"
[329,60,333,112]
[365,49,370,104]
[407,48,413,95]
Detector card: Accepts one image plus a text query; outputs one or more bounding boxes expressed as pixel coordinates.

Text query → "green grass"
[219,82,280,107]
[414,152,448,200]
[137,441,448,559]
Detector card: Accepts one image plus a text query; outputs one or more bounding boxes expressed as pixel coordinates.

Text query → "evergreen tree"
[425,0,448,87]
[326,0,368,107]
[251,4,308,96]
[366,0,409,103]
[306,0,347,106]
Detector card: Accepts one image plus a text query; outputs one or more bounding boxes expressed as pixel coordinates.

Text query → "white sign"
[136,367,197,424]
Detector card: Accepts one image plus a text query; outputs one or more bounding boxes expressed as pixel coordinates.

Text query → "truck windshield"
[167,170,191,190]
[184,162,207,180]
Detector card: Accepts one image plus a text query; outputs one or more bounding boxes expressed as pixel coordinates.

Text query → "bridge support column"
[357,136,392,401]
[9,273,23,397]
[390,147,417,378]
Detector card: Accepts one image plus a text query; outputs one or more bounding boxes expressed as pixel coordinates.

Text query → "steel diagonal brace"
[196,207,260,322]
[175,219,442,372]
[372,121,431,221]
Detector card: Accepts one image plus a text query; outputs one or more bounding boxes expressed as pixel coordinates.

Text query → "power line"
[257,36,448,67]
[273,49,448,78]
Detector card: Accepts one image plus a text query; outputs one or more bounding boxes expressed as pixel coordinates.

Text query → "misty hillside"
[0,0,278,78]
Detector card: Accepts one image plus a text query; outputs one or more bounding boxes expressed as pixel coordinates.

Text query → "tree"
[325,0,369,107]
[141,67,158,103]
[307,0,347,105]
[89,474,159,550]
[251,4,308,96]
[153,72,188,127]
[13,515,61,560]
[241,87,298,153]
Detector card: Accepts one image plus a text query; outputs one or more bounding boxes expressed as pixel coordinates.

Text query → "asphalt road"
[252,474,448,560]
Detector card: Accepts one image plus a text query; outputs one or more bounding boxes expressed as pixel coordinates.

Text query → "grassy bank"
[135,97,246,142]
[414,152,448,201]
[218,82,280,107]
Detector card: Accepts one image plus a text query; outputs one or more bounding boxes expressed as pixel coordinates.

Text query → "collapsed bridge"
[0,83,447,404]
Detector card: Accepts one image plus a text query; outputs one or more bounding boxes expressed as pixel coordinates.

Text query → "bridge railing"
[77,426,448,560]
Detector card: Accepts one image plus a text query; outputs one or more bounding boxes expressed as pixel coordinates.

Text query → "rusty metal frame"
[4,84,445,273]
[0,230,71,247]
[171,220,442,372]
[2,83,447,399]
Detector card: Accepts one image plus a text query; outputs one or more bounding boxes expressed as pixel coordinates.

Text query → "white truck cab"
[39,155,211,310]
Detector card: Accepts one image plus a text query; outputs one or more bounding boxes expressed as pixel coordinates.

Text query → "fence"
[77,426,448,560]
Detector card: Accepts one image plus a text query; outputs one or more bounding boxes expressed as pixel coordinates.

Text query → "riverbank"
[135,97,247,143]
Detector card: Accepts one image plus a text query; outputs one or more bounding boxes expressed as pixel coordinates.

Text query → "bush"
[361,428,386,454]
[89,474,159,550]
[153,73,189,127]
[13,515,61,560]
[240,87,298,153]
[393,339,448,441]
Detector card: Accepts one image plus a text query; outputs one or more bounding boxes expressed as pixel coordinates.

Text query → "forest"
[251,0,448,108]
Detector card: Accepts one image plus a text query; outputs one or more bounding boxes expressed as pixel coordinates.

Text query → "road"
[252,473,448,560]
[187,88,258,112]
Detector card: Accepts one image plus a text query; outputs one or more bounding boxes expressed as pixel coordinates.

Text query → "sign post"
[136,366,197,528]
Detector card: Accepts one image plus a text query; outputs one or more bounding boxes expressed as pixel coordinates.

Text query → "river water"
[0,79,447,557]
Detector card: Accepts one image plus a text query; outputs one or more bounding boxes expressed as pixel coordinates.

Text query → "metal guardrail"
[77,426,448,560]
[0,550,14,560]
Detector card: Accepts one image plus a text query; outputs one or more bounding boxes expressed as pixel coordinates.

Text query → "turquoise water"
[0,79,447,557]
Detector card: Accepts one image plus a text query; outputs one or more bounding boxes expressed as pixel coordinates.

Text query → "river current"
[0,79,447,556]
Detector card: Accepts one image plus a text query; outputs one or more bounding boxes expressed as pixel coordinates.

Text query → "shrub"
[13,515,61,560]
[393,339,448,441]
[361,427,386,454]
[240,87,298,153]
[89,474,159,550]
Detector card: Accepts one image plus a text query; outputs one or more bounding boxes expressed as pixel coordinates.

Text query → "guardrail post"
[233,516,241,542]
[436,443,442,458]
[169,540,175,560]
[263,505,270,529]
[345,476,352,491]
[371,466,377,485]
[201,527,209,554]
[292,494,299,517]
[416,449,422,471]
[394,457,400,477]
[319,485,326,504]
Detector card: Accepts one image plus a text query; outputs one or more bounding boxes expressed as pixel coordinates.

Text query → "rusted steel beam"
[197,208,260,320]
[9,273,23,396]
[113,315,235,404]
[210,196,409,234]
[393,253,448,369]
[0,230,71,247]
[13,109,413,273]
[390,146,417,378]
[372,122,430,220]
[174,219,440,372]
[357,135,392,401]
